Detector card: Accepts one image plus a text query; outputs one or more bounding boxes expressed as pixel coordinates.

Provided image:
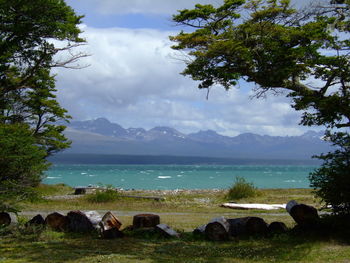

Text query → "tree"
[0,0,85,211]
[170,0,350,213]
[0,123,49,212]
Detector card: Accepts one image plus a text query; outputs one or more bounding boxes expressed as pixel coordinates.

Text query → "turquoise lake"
[44,164,318,190]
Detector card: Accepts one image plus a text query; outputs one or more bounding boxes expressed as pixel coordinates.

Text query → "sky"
[53,0,324,137]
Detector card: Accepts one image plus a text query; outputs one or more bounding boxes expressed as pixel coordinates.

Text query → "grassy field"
[1,184,350,263]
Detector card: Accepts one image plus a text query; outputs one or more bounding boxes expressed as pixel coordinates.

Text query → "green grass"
[1,184,348,262]
[1,228,350,263]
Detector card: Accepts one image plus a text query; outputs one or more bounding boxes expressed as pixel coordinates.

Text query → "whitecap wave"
[158,176,172,179]
[284,180,296,183]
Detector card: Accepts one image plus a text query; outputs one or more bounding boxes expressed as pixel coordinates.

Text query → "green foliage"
[170,0,350,129]
[0,123,49,212]
[310,132,350,214]
[0,0,84,212]
[226,176,257,200]
[0,0,84,155]
[85,187,120,203]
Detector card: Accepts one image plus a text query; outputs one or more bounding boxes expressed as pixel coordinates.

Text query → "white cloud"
[67,0,321,16]
[53,25,312,136]
[79,0,218,15]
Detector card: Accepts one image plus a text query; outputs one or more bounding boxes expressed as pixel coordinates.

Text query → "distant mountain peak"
[94,117,110,123]
[65,118,331,160]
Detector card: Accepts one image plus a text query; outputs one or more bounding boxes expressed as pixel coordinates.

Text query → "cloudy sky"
[54,0,322,137]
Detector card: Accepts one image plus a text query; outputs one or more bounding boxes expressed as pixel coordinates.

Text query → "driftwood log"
[193,224,206,236]
[26,214,45,227]
[99,212,123,239]
[227,217,268,237]
[286,200,319,228]
[133,214,160,229]
[67,211,94,233]
[122,195,165,201]
[74,188,86,195]
[268,221,288,234]
[155,224,180,238]
[84,211,102,228]
[101,227,124,239]
[205,217,230,241]
[100,212,122,230]
[45,212,69,231]
[0,212,11,226]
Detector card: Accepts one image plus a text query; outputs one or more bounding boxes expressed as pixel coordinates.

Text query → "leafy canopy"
[170,0,350,130]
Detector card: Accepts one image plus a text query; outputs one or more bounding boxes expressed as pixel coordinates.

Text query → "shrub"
[226,177,257,200]
[85,188,119,203]
[310,132,350,214]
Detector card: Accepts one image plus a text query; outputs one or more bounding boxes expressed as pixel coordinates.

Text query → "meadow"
[1,184,350,263]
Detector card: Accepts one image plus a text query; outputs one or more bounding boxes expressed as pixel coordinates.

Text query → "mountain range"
[61,117,332,161]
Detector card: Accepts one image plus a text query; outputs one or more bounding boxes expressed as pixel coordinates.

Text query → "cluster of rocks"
[0,200,319,241]
[194,200,320,241]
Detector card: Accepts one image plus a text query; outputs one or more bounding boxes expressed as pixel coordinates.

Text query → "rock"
[0,212,11,226]
[156,224,180,238]
[66,211,95,233]
[133,214,160,229]
[45,212,69,231]
[268,221,288,234]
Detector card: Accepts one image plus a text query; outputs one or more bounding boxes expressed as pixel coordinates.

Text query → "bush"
[85,188,119,203]
[310,132,350,214]
[226,177,257,200]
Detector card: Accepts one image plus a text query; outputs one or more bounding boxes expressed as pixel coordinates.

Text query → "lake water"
[44,164,317,190]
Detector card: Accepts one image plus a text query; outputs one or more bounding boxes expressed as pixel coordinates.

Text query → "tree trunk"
[84,211,102,228]
[155,224,180,238]
[268,221,288,234]
[0,212,11,226]
[101,228,124,239]
[99,212,122,231]
[45,212,69,231]
[193,224,206,236]
[227,217,268,237]
[205,217,230,241]
[66,211,94,233]
[286,200,319,228]
[26,214,45,227]
[99,212,123,239]
[133,214,160,229]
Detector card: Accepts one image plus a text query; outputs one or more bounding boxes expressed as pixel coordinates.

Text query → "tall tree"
[0,0,85,211]
[170,0,350,213]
